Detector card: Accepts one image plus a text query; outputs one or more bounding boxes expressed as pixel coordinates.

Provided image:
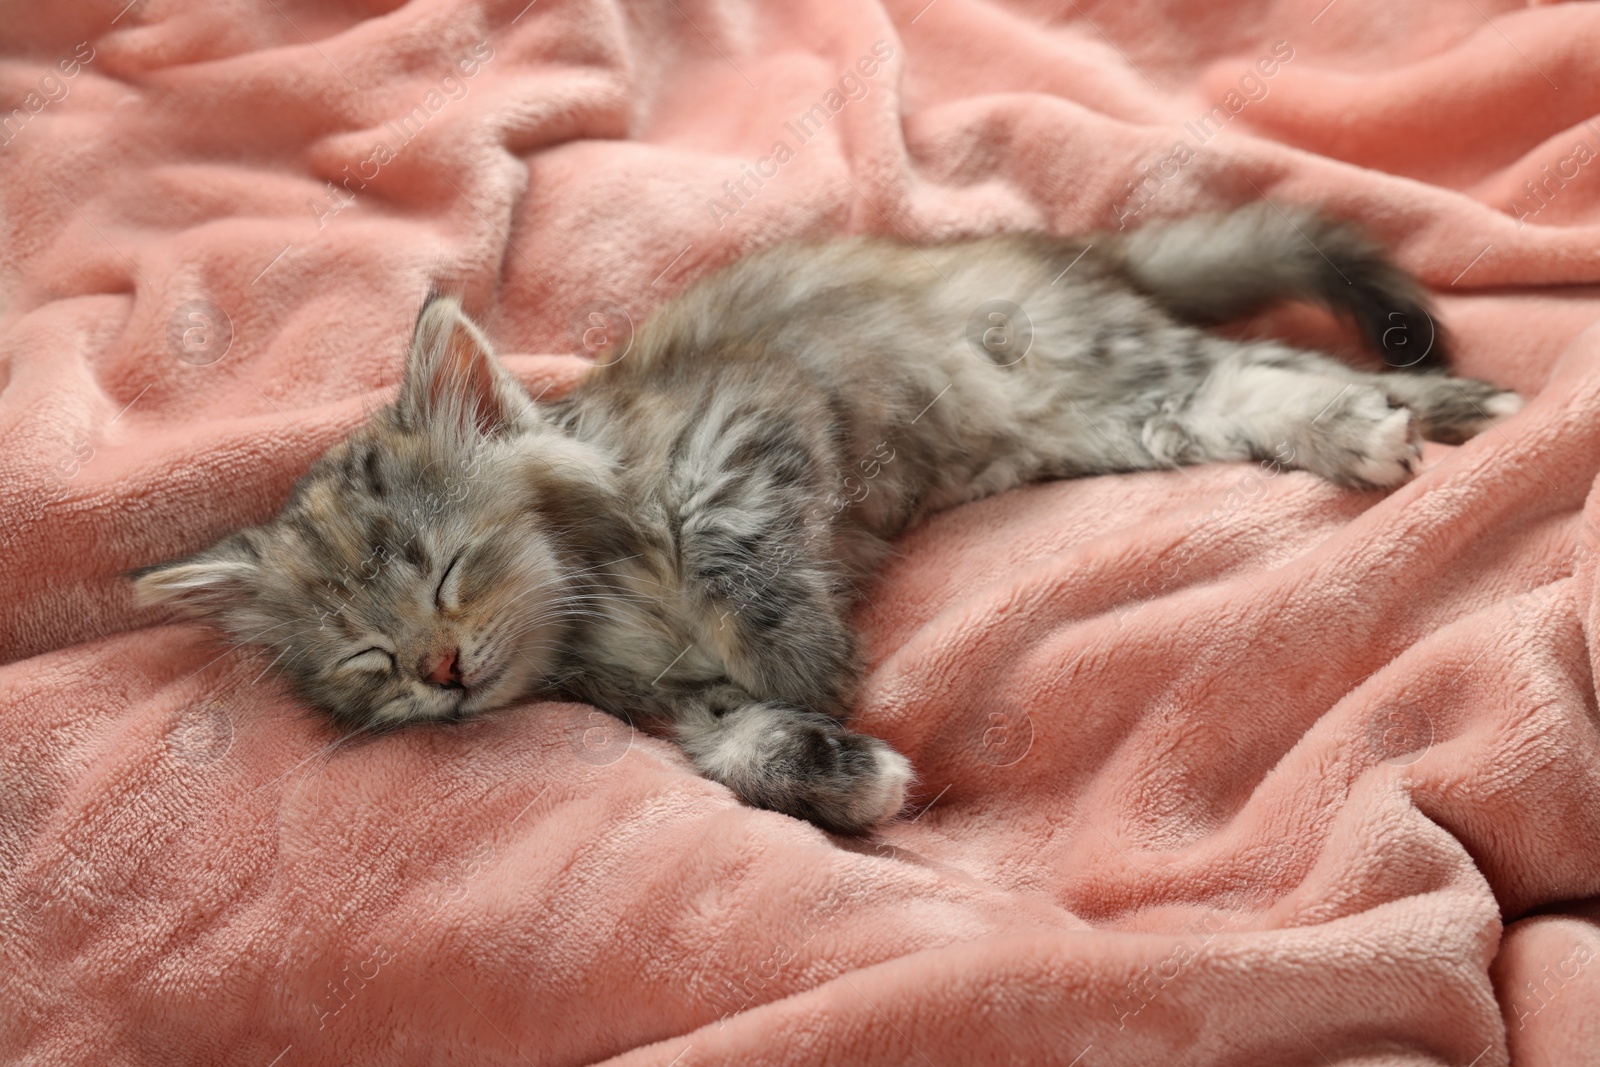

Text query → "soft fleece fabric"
[4,1,1600,1064]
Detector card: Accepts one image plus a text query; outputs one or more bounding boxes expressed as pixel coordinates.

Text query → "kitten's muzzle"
[423,648,464,689]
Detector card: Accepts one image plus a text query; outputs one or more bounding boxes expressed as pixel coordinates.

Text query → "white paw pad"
[865,744,914,825]
[1348,404,1422,488]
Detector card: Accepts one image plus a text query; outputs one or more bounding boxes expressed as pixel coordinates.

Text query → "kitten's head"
[134,295,606,730]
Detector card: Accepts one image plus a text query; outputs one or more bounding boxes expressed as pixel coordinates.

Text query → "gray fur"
[132,205,1520,834]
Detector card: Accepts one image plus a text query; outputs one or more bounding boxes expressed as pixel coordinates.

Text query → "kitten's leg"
[1140,340,1519,488]
[692,538,861,718]
[655,419,912,833]
[1217,345,1525,445]
[1342,368,1521,445]
[672,416,874,715]
[672,533,908,834]
[673,690,913,834]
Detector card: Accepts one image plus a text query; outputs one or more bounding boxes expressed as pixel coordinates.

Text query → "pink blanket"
[5,1,1600,1063]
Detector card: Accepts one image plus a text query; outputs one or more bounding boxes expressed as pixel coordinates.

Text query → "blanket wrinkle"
[6,0,1600,1064]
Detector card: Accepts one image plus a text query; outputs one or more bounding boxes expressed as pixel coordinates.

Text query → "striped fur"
[133,204,1520,834]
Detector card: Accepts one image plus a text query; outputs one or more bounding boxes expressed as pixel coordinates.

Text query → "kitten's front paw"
[857,739,913,828]
[785,719,913,835]
[686,702,914,835]
[1303,386,1422,489]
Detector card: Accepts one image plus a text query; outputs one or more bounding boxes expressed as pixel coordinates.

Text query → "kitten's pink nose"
[425,648,462,687]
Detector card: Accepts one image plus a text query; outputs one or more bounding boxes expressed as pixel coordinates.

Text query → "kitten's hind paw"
[1299,385,1422,489]
[1381,374,1523,445]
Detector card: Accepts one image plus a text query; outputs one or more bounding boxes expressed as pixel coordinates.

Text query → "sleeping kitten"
[133,204,1521,834]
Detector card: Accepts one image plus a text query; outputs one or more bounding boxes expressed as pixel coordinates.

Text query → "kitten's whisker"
[278,643,322,676]
[207,629,315,694]
[509,605,637,628]
[503,590,664,630]
[178,619,300,682]
[251,643,294,685]
[257,721,381,793]
[494,588,657,623]
[548,585,661,607]
[541,602,650,620]
[489,553,648,613]
[531,552,642,590]
[300,720,386,787]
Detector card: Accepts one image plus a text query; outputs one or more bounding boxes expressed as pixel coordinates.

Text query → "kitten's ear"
[399,293,532,438]
[129,530,264,618]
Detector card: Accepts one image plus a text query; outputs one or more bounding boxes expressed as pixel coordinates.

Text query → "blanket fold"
[4,1,1600,1064]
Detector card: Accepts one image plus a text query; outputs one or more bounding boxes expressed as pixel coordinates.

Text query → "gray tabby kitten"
[133,204,1520,834]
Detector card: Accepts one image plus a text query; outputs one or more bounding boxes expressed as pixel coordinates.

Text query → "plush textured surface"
[4,0,1600,1064]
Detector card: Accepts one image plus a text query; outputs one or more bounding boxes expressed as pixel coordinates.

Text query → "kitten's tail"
[1107,203,1449,369]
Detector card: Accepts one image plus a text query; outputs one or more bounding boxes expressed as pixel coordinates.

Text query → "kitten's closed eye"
[129,296,581,731]
[435,551,464,612]
[342,647,397,674]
